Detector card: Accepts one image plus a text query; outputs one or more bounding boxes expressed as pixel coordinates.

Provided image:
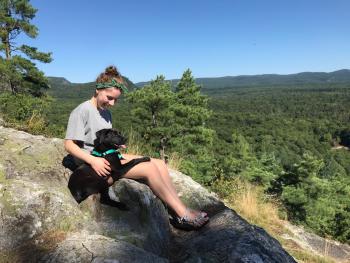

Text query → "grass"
[123,128,146,156]
[211,178,339,263]
[166,151,183,171]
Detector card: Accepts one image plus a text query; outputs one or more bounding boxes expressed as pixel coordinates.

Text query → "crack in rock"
[82,242,97,263]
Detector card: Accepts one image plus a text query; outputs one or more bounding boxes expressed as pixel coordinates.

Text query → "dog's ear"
[108,129,127,146]
[95,129,109,144]
[95,129,104,139]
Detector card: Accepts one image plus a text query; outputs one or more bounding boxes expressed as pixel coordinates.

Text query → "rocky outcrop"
[41,232,169,263]
[283,222,350,262]
[0,126,296,262]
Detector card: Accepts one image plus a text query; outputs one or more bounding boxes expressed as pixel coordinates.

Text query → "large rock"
[0,179,94,250]
[0,127,95,251]
[0,126,296,262]
[283,222,350,262]
[108,179,171,257]
[170,209,294,262]
[41,232,169,263]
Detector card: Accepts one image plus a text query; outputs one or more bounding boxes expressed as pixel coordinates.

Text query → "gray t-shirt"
[65,100,112,153]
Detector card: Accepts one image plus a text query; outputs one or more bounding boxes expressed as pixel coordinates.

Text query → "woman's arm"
[64,139,111,177]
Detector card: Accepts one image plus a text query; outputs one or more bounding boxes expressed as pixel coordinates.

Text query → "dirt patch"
[0,230,67,263]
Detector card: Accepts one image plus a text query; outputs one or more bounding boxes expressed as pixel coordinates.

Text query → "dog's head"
[93,128,127,152]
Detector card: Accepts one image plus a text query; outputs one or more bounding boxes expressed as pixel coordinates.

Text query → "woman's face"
[95,88,122,110]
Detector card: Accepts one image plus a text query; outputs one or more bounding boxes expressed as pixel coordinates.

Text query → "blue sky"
[20,0,350,83]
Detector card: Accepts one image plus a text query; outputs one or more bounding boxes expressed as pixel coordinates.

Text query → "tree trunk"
[151,111,157,128]
[2,28,15,93]
[160,137,168,163]
[4,6,12,60]
[9,80,16,94]
[2,7,15,94]
[5,38,11,61]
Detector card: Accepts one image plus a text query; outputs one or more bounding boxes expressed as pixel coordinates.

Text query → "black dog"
[68,129,150,209]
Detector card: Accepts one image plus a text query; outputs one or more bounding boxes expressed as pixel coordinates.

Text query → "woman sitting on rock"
[64,65,209,230]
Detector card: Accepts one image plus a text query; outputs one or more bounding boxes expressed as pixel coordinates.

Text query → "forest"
[207,82,350,243]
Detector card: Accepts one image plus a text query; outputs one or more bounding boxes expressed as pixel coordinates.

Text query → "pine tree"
[127,70,217,184]
[269,153,324,221]
[127,75,176,159]
[172,69,214,153]
[172,69,216,184]
[0,0,52,96]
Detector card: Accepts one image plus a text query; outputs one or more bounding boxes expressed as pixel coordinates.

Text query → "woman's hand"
[89,156,111,177]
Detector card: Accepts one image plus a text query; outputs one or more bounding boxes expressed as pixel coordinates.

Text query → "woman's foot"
[170,208,209,231]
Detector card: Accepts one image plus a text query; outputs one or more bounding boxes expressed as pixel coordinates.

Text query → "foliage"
[127,70,216,184]
[171,69,215,184]
[0,0,52,96]
[207,83,350,243]
[216,178,336,263]
[0,92,58,135]
[126,75,176,159]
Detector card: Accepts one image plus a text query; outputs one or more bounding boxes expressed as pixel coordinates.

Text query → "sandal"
[170,208,209,231]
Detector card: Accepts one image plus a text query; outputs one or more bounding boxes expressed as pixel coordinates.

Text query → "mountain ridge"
[135,69,350,89]
[47,76,138,100]
[47,69,350,100]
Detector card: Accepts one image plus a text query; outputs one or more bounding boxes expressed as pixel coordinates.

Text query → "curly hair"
[96,65,123,84]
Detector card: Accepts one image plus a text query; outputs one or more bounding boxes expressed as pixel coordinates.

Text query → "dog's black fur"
[68,129,150,208]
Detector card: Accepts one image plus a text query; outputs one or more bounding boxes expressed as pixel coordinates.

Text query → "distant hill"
[47,76,138,100]
[47,69,350,100]
[48,77,71,87]
[135,69,350,90]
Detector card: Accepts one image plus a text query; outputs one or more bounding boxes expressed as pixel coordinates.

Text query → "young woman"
[64,65,209,229]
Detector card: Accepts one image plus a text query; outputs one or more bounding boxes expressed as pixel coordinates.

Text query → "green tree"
[0,92,52,134]
[269,153,324,221]
[127,70,217,184]
[127,75,176,159]
[171,69,214,152]
[242,153,282,188]
[0,0,52,96]
[171,69,216,184]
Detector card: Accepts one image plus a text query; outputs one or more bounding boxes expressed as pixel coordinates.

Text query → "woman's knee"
[123,161,159,180]
[151,158,167,170]
[143,162,160,178]
[123,154,167,170]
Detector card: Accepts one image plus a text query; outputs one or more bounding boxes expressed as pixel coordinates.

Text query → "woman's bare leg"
[123,155,182,206]
[121,160,187,217]
[121,154,207,219]
[151,158,181,200]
